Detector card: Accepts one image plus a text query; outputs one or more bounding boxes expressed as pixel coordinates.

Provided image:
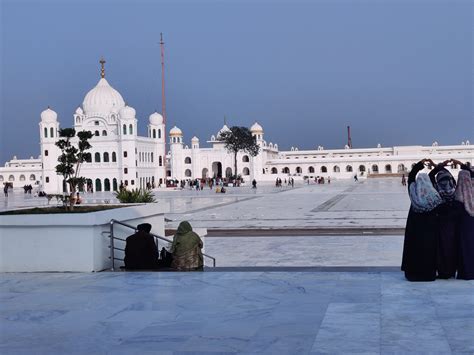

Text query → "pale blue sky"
[1,0,472,162]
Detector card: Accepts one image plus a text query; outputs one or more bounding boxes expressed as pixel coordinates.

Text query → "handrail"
[109,219,216,270]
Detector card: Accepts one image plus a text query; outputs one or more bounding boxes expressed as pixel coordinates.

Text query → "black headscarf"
[434,168,456,202]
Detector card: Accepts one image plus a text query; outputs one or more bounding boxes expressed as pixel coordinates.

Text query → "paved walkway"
[1,272,473,354]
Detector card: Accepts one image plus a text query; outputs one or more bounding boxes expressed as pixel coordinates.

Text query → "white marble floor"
[1,272,473,354]
[204,235,404,267]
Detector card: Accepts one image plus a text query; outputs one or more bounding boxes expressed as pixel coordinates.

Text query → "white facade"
[0,64,472,190]
[166,122,473,182]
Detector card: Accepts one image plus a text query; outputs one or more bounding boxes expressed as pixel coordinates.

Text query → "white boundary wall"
[0,203,168,272]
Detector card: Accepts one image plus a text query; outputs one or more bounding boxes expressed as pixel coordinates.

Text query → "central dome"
[82,78,125,114]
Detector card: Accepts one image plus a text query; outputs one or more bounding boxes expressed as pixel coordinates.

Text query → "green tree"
[219,126,260,178]
[55,128,93,210]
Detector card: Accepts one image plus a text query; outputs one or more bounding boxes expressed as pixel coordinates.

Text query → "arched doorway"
[202,168,209,179]
[104,178,111,191]
[113,178,118,191]
[212,162,222,178]
[95,178,102,192]
[225,167,233,178]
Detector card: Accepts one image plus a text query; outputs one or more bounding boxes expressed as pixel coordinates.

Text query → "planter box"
[0,203,168,272]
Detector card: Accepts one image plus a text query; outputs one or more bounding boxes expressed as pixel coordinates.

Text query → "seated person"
[170,221,203,271]
[124,223,158,270]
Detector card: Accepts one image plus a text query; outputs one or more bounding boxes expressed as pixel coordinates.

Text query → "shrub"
[114,188,156,203]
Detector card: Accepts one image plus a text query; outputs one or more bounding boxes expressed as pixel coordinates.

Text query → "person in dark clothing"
[452,160,474,280]
[429,161,464,279]
[252,179,257,189]
[124,223,158,270]
[401,158,443,282]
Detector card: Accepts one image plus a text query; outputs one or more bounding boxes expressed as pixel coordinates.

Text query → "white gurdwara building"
[1,63,473,193]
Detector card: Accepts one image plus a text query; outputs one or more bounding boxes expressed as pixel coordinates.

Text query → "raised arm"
[428,160,450,185]
[408,159,426,185]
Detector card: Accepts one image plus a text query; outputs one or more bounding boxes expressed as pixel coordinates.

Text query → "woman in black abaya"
[429,161,464,279]
[402,159,443,281]
[452,162,474,280]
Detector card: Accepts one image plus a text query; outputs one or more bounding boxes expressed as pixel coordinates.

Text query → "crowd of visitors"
[402,158,473,281]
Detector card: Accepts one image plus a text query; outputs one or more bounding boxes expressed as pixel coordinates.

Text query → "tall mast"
[160,33,167,126]
[160,33,167,168]
[347,125,352,149]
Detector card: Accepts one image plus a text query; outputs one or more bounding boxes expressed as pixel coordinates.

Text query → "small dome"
[149,112,164,125]
[75,107,83,115]
[119,105,136,120]
[191,136,199,142]
[217,124,231,138]
[250,122,263,133]
[41,107,57,123]
[170,126,182,136]
[82,78,125,114]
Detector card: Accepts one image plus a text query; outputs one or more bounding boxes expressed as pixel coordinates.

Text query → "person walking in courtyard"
[124,223,158,270]
[170,221,203,271]
[401,174,406,186]
[430,160,464,279]
[252,179,257,189]
[402,158,442,281]
[3,183,8,197]
[354,174,358,182]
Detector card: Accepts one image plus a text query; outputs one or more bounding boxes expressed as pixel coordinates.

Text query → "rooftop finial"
[100,57,106,78]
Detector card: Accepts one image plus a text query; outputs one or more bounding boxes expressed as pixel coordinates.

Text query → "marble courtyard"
[1,179,473,354]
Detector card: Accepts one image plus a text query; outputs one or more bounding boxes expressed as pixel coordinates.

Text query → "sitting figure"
[124,223,158,270]
[170,221,203,271]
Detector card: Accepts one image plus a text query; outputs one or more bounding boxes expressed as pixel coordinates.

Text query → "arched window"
[95,178,102,192]
[271,167,278,174]
[242,155,250,162]
[112,152,117,162]
[320,166,327,173]
[397,164,405,173]
[308,166,315,173]
[44,127,48,138]
[346,165,353,172]
[129,124,133,135]
[30,174,36,181]
[243,167,250,175]
[159,156,163,167]
[20,174,26,181]
[296,167,302,174]
[104,178,111,191]
[103,152,109,162]
[158,129,161,138]
[112,178,118,191]
[283,167,290,174]
[372,164,379,173]
[95,152,101,163]
[333,166,340,173]
[123,124,127,135]
[9,175,15,181]
[0,175,3,181]
[152,129,156,138]
[50,127,54,138]
[94,130,99,136]
[185,169,192,177]
[359,165,366,172]
[185,157,191,164]
[102,130,107,136]
[385,164,392,173]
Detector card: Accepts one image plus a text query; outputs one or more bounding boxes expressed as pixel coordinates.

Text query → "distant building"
[1,63,472,192]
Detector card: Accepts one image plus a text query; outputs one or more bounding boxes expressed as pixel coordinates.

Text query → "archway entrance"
[212,162,222,178]
[225,167,233,178]
[202,168,209,179]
